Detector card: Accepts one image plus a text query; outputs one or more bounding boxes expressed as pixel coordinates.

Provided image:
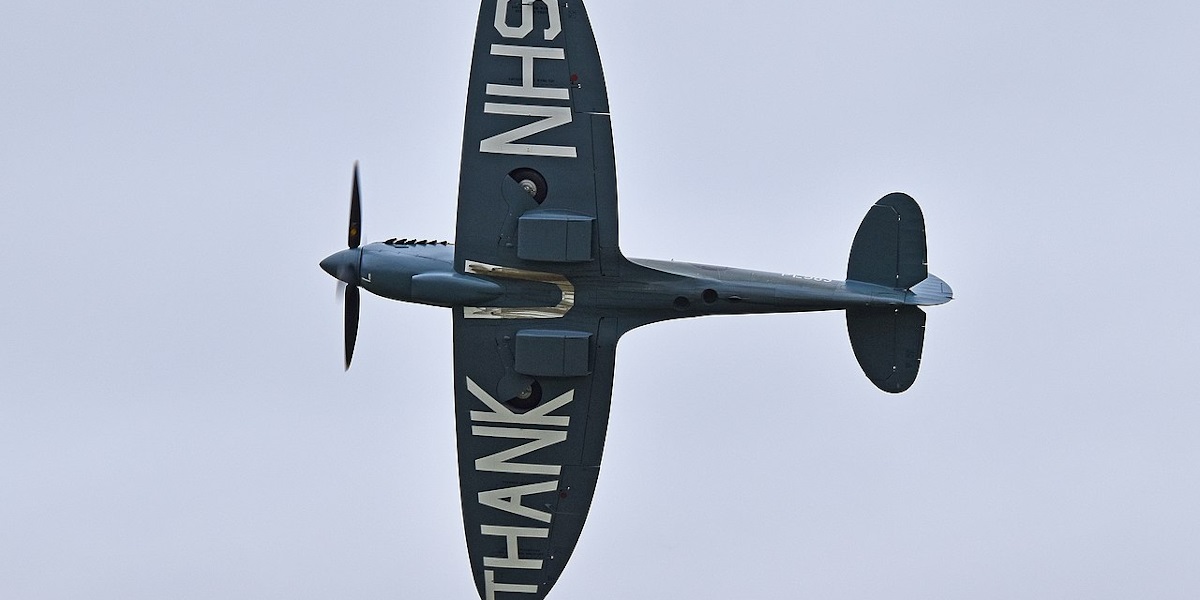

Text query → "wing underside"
[454,0,620,279]
[452,3,621,598]
[452,314,618,600]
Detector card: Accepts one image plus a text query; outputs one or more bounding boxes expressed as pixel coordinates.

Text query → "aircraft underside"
[317,1,952,598]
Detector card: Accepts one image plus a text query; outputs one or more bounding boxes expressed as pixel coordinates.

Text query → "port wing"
[451,311,618,600]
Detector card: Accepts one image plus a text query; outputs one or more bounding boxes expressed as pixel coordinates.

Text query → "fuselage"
[320,240,949,328]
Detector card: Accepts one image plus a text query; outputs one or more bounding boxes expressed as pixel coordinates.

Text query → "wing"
[451,5,623,597]
[452,312,618,600]
[454,0,621,277]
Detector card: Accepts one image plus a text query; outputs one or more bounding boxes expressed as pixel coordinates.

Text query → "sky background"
[3,1,1199,598]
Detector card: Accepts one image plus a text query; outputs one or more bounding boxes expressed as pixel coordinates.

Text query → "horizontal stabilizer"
[847,306,926,393]
[847,193,927,289]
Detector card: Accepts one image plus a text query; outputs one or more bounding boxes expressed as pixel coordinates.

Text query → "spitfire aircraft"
[319,1,953,599]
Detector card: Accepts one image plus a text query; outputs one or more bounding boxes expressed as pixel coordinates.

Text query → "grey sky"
[3,1,1199,598]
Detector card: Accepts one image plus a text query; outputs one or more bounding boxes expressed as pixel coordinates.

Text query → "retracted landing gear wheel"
[506,379,543,411]
[509,168,548,203]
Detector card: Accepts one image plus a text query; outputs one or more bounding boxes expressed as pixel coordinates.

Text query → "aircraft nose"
[319,248,361,285]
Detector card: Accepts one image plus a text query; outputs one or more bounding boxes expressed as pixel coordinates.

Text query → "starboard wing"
[454,0,620,277]
[452,312,618,600]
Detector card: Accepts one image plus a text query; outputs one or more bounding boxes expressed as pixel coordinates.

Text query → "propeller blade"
[349,162,362,249]
[344,284,360,370]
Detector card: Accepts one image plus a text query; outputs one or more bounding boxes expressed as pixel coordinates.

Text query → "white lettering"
[480,103,576,158]
[469,376,576,591]
[484,569,540,600]
[481,525,549,570]
[486,44,569,101]
[473,426,567,475]
[468,377,574,427]
[462,261,575,319]
[493,0,562,41]
[479,481,558,523]
[784,273,834,283]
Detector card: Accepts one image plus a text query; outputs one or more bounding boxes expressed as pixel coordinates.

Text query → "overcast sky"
[3,1,1199,599]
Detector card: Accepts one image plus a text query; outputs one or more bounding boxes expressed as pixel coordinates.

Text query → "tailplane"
[845,193,950,393]
[847,306,926,393]
[847,192,927,289]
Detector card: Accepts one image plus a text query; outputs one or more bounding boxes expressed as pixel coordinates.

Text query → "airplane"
[319,1,953,599]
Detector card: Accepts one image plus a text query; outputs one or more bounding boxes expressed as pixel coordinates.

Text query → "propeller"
[348,161,362,249]
[343,284,360,370]
[320,162,364,370]
[343,162,362,369]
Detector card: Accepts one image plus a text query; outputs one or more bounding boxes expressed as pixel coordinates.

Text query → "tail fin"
[846,192,927,289]
[846,193,938,393]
